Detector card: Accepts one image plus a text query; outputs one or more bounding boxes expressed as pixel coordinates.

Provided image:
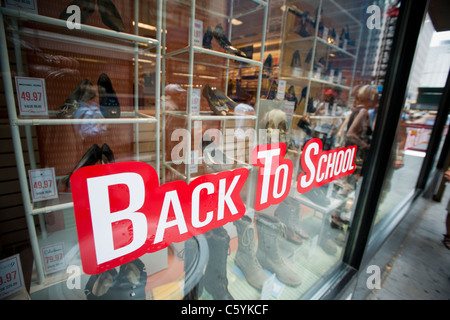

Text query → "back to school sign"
[71,140,356,275]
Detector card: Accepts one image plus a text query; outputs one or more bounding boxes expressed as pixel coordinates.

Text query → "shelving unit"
[161,0,269,189]
[0,0,162,285]
[275,0,363,173]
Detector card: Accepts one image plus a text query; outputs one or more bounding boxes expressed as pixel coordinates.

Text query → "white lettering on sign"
[297,138,356,193]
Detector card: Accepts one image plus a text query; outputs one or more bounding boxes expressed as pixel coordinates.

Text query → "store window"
[0,0,400,300]
[369,15,450,241]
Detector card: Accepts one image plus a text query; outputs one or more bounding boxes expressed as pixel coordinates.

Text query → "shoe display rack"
[0,0,162,286]
[236,0,363,298]
[278,0,363,162]
[160,0,268,198]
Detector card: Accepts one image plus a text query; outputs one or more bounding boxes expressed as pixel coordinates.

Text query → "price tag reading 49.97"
[28,168,58,202]
[0,254,25,298]
[15,76,48,116]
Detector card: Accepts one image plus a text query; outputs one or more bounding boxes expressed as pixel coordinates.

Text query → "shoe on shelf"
[212,87,238,110]
[202,26,214,49]
[256,214,302,286]
[266,80,277,100]
[202,84,229,116]
[274,197,304,245]
[263,54,273,73]
[85,268,118,300]
[57,79,96,119]
[101,143,115,164]
[97,73,121,118]
[203,227,234,300]
[84,259,148,300]
[212,24,247,58]
[97,0,125,32]
[285,85,297,103]
[297,115,312,136]
[305,48,313,64]
[234,216,269,290]
[112,259,147,300]
[66,144,102,187]
[302,185,331,207]
[290,50,302,69]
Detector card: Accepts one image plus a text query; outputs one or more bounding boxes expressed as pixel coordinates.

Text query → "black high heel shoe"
[202,84,229,116]
[97,73,120,118]
[212,24,247,58]
[101,143,115,163]
[66,144,102,187]
[97,0,125,32]
[290,50,302,72]
[202,26,214,49]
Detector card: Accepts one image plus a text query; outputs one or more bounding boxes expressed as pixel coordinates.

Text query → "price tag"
[276,80,286,100]
[193,19,203,48]
[0,254,25,298]
[41,243,66,274]
[15,77,48,116]
[283,100,295,122]
[260,273,275,300]
[5,0,38,14]
[322,26,329,41]
[190,88,201,115]
[28,168,58,202]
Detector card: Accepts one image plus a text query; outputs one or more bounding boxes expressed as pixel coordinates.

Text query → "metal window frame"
[318,0,431,300]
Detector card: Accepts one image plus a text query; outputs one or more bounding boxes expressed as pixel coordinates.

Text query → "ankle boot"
[274,197,309,244]
[203,227,234,299]
[234,216,269,290]
[256,214,302,286]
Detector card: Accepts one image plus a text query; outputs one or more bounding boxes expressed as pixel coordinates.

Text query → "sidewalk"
[362,184,450,300]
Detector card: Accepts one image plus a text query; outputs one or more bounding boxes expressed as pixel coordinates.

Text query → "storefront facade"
[0,0,448,300]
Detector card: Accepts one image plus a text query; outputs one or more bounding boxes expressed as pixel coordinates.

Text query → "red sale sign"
[71,142,356,275]
[71,162,248,275]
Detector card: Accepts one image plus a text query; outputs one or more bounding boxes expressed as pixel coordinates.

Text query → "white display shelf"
[164,110,257,121]
[0,0,163,285]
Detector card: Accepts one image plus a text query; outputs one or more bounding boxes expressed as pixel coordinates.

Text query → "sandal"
[443,234,450,250]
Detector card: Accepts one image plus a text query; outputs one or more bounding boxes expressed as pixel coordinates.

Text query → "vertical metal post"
[247,1,269,213]
[0,12,45,283]
[155,0,162,178]
[161,0,167,183]
[185,0,196,183]
[134,0,140,161]
[416,70,450,190]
